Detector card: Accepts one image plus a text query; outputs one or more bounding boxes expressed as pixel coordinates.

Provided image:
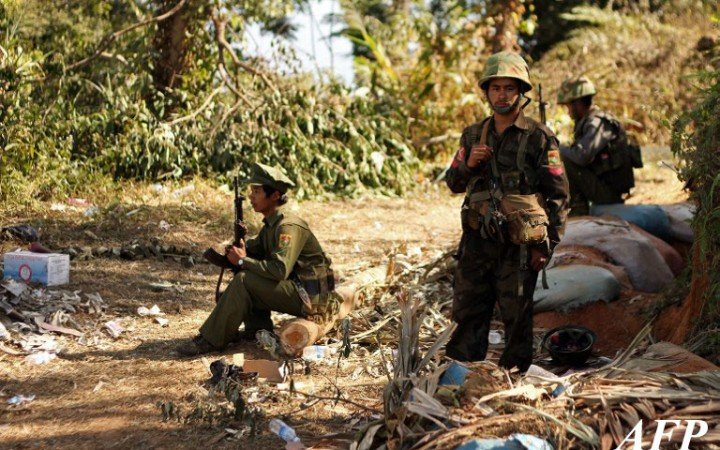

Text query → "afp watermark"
[615,419,708,449]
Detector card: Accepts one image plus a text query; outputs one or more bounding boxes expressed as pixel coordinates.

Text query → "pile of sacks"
[534,203,693,313]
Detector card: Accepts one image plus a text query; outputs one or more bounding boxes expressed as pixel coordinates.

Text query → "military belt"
[299,275,336,296]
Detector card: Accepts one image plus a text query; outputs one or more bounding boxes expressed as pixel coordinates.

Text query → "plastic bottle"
[269,418,301,443]
[488,330,503,345]
[301,345,336,361]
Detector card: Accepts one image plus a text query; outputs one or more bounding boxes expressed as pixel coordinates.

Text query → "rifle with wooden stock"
[203,176,246,302]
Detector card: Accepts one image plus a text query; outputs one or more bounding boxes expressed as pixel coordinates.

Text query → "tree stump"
[278,265,394,356]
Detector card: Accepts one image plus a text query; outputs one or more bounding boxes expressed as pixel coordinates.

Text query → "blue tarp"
[455,434,554,450]
[590,203,672,240]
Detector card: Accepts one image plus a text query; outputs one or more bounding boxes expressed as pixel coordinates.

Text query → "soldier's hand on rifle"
[530,247,548,272]
[467,144,493,168]
[226,241,246,266]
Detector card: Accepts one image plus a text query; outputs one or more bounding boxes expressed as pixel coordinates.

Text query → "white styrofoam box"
[3,251,70,286]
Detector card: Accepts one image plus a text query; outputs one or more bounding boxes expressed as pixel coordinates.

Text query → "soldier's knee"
[224,271,250,294]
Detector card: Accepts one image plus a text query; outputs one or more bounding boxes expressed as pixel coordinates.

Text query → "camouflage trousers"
[200,271,305,348]
[563,157,623,216]
[446,231,539,372]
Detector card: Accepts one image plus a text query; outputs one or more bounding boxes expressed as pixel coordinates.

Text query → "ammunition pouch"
[293,266,338,322]
[298,268,335,296]
[462,190,504,241]
[500,194,549,246]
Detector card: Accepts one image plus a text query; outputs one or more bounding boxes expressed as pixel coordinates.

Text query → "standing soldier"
[557,76,642,216]
[178,163,340,356]
[445,51,569,372]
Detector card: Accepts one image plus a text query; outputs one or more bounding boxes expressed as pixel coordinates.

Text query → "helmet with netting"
[478,51,532,92]
[557,76,596,104]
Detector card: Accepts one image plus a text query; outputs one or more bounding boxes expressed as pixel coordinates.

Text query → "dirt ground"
[0,158,688,449]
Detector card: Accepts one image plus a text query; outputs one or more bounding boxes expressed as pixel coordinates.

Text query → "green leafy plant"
[671,65,720,357]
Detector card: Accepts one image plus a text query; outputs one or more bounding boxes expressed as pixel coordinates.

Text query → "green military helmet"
[247,162,296,194]
[557,76,596,104]
[478,51,533,92]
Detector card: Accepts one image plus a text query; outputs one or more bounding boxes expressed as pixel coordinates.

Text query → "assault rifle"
[203,176,246,302]
[538,84,548,125]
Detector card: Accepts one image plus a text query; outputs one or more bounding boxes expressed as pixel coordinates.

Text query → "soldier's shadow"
[62,337,275,362]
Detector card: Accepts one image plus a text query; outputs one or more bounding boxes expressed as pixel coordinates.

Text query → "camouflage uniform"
[445,52,570,371]
[557,77,633,215]
[198,164,340,349]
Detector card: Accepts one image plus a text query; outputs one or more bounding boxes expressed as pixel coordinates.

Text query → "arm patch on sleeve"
[547,149,564,176]
[451,147,466,168]
[279,233,292,249]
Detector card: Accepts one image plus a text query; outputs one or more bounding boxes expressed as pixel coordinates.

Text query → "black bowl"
[541,325,597,367]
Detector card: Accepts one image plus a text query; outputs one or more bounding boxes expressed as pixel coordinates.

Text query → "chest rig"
[461,118,550,294]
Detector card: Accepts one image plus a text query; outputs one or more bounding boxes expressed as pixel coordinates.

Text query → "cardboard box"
[3,251,70,286]
[242,358,287,383]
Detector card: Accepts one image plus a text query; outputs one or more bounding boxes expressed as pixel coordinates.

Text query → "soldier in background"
[444,52,569,372]
[557,76,642,216]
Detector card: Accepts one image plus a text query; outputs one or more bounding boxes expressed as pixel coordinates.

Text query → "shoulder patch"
[548,149,561,166]
[279,233,292,249]
[547,149,564,176]
[451,147,466,168]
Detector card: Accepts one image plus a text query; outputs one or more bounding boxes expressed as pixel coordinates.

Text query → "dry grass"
[0,182,461,449]
[530,6,718,145]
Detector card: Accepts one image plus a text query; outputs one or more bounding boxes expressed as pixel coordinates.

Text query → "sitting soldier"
[178,163,340,356]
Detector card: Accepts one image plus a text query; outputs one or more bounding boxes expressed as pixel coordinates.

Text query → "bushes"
[672,66,720,354]
[0,1,417,206]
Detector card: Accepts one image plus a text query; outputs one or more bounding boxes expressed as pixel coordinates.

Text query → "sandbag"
[533,265,621,313]
[629,224,685,276]
[660,203,694,243]
[590,203,672,240]
[547,245,632,290]
[558,217,674,292]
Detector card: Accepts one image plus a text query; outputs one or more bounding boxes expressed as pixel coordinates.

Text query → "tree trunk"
[392,0,410,15]
[490,0,525,53]
[152,0,200,93]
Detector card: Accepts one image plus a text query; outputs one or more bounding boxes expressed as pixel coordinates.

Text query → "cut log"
[278,265,393,356]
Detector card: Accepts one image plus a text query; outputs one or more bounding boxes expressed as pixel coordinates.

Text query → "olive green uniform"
[445,112,569,371]
[200,210,339,348]
[560,106,629,215]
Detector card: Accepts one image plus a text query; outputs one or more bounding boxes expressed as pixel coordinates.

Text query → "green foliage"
[0,0,417,206]
[90,70,418,198]
[1,0,717,207]
[672,66,720,350]
[340,0,494,161]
